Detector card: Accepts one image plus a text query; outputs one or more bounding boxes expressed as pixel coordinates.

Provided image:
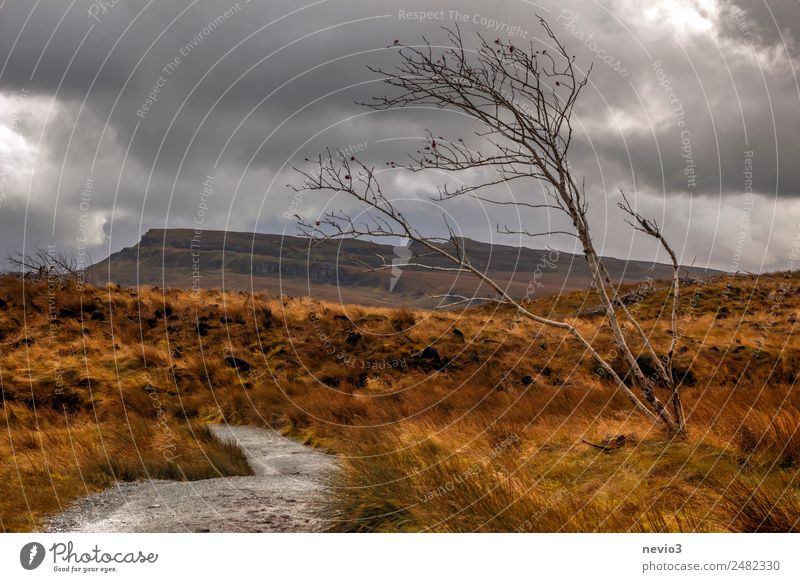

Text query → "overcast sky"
[0,0,798,273]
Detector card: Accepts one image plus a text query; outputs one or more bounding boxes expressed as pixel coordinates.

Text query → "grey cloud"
[0,0,799,273]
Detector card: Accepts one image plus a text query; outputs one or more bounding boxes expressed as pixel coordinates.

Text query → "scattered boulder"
[521,375,533,386]
[224,356,252,373]
[345,331,362,346]
[320,375,341,387]
[420,346,441,364]
[90,310,105,321]
[452,328,465,340]
[673,366,696,386]
[197,321,212,336]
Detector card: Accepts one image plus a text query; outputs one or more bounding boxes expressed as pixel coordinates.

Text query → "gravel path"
[46,425,337,533]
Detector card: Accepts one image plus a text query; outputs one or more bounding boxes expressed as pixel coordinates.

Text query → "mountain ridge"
[89,228,720,307]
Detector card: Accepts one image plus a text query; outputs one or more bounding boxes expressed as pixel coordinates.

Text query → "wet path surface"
[47,425,337,532]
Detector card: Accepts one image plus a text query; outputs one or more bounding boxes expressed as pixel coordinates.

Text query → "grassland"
[1,272,799,532]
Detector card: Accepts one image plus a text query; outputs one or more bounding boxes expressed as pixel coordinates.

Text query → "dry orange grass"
[1,272,799,531]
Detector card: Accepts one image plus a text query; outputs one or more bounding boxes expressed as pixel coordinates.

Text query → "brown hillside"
[1,271,799,532]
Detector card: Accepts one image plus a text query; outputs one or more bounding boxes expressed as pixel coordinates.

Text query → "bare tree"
[294,18,686,438]
[7,246,92,286]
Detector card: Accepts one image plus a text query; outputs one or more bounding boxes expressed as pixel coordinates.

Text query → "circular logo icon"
[20,542,46,570]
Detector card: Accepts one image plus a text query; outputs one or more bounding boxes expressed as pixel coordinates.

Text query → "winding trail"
[47,425,337,533]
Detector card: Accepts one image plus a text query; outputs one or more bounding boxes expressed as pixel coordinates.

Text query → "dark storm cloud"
[720,0,800,51]
[0,0,799,272]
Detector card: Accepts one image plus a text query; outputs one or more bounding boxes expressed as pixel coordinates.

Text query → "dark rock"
[452,328,465,340]
[90,310,105,321]
[673,366,696,386]
[220,316,233,324]
[421,346,441,363]
[469,351,481,363]
[58,307,77,318]
[345,331,362,346]
[634,354,696,387]
[521,375,533,386]
[51,390,84,414]
[224,356,252,373]
[197,321,212,336]
[320,375,341,387]
[635,355,660,378]
[410,345,444,372]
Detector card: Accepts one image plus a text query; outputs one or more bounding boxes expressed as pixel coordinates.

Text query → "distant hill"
[88,229,719,307]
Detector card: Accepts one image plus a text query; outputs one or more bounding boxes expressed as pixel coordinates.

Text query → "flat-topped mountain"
[89,229,719,307]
